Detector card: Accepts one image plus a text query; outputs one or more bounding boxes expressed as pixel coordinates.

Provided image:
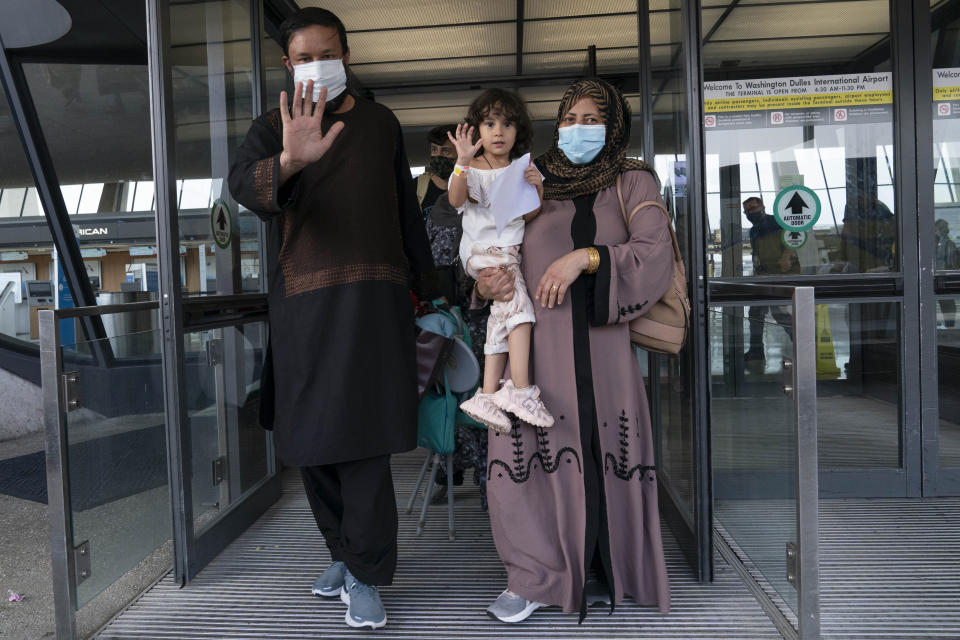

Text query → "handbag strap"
[615,173,684,265]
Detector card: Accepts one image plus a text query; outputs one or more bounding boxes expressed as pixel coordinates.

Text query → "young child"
[447,88,554,434]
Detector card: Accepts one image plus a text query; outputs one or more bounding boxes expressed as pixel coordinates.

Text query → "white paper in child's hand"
[488,153,540,236]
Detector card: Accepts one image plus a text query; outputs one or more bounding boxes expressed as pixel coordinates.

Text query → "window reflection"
[701,0,894,278]
[704,128,897,277]
[939,300,960,467]
[933,7,960,272]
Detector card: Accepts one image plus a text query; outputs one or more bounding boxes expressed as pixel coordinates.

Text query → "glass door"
[648,0,713,580]
[928,0,960,495]
[147,0,280,583]
[700,0,914,498]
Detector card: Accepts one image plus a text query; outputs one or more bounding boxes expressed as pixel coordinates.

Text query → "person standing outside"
[227,7,435,630]
[936,218,958,328]
[742,196,796,371]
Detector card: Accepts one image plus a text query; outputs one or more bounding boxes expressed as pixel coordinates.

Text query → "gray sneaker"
[486,589,546,623]
[340,570,387,629]
[311,561,346,597]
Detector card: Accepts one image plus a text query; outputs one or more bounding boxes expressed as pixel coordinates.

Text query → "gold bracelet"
[473,279,485,300]
[585,247,600,274]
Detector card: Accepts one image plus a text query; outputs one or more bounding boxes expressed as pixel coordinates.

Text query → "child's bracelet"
[585,247,600,274]
[453,163,470,177]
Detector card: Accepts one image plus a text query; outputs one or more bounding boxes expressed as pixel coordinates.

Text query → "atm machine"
[26,279,54,340]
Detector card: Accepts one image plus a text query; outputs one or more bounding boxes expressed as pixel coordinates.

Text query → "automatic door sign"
[782,229,808,249]
[773,185,821,231]
[211,199,233,249]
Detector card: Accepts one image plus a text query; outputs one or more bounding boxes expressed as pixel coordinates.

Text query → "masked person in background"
[415,125,460,302]
[228,7,436,631]
[742,196,797,373]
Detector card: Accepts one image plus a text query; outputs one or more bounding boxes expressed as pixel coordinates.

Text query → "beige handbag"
[615,174,690,355]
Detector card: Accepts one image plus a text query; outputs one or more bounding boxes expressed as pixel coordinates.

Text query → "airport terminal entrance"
[5,0,959,638]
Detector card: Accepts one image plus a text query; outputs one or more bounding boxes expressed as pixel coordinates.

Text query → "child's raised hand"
[448,123,482,165]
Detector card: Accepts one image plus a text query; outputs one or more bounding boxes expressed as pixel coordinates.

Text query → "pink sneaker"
[460,390,512,433]
[492,380,554,428]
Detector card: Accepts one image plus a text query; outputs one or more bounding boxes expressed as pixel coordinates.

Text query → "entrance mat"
[0,425,167,511]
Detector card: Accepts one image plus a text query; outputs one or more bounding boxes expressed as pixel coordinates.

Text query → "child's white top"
[451,165,526,268]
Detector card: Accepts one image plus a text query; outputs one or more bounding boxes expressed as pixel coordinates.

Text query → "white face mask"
[292,59,347,103]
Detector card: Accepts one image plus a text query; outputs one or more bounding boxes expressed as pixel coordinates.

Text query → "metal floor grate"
[716,497,960,639]
[818,498,960,639]
[97,450,781,639]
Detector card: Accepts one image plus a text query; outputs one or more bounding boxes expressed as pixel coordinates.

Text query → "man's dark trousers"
[300,455,398,586]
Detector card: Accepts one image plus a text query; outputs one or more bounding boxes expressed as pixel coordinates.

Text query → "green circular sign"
[210,199,233,249]
[773,185,821,232]
[782,229,807,250]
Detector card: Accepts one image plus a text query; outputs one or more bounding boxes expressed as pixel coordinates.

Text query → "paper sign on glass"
[487,153,541,236]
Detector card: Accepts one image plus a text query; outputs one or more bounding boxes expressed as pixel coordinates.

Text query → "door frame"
[642,0,714,583]
[146,0,281,583]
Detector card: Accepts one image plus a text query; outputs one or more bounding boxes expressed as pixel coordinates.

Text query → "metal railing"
[708,281,820,640]
[41,293,270,639]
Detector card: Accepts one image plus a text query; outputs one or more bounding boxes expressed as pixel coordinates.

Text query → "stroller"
[407,299,481,540]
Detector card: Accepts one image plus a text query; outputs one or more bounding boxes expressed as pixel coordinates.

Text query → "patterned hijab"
[535,78,656,201]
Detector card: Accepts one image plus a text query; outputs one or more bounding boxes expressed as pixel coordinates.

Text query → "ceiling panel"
[351,55,514,87]
[740,0,860,3]
[649,8,725,46]
[378,89,482,111]
[702,34,886,68]
[382,83,634,127]
[527,100,564,121]
[524,15,637,52]
[391,104,473,127]
[650,0,685,9]
[710,1,889,40]
[299,0,514,31]
[526,0,637,20]
[598,47,643,74]
[348,23,514,64]
[523,51,590,76]
[700,7,729,36]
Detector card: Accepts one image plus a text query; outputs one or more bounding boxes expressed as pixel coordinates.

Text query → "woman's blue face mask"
[557,124,607,164]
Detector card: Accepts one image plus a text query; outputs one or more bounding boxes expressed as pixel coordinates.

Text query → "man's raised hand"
[278,80,344,182]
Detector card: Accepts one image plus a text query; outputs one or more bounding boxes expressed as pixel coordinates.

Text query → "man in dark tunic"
[227,8,434,630]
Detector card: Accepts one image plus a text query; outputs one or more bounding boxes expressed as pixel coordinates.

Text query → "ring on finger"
[550,284,559,291]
